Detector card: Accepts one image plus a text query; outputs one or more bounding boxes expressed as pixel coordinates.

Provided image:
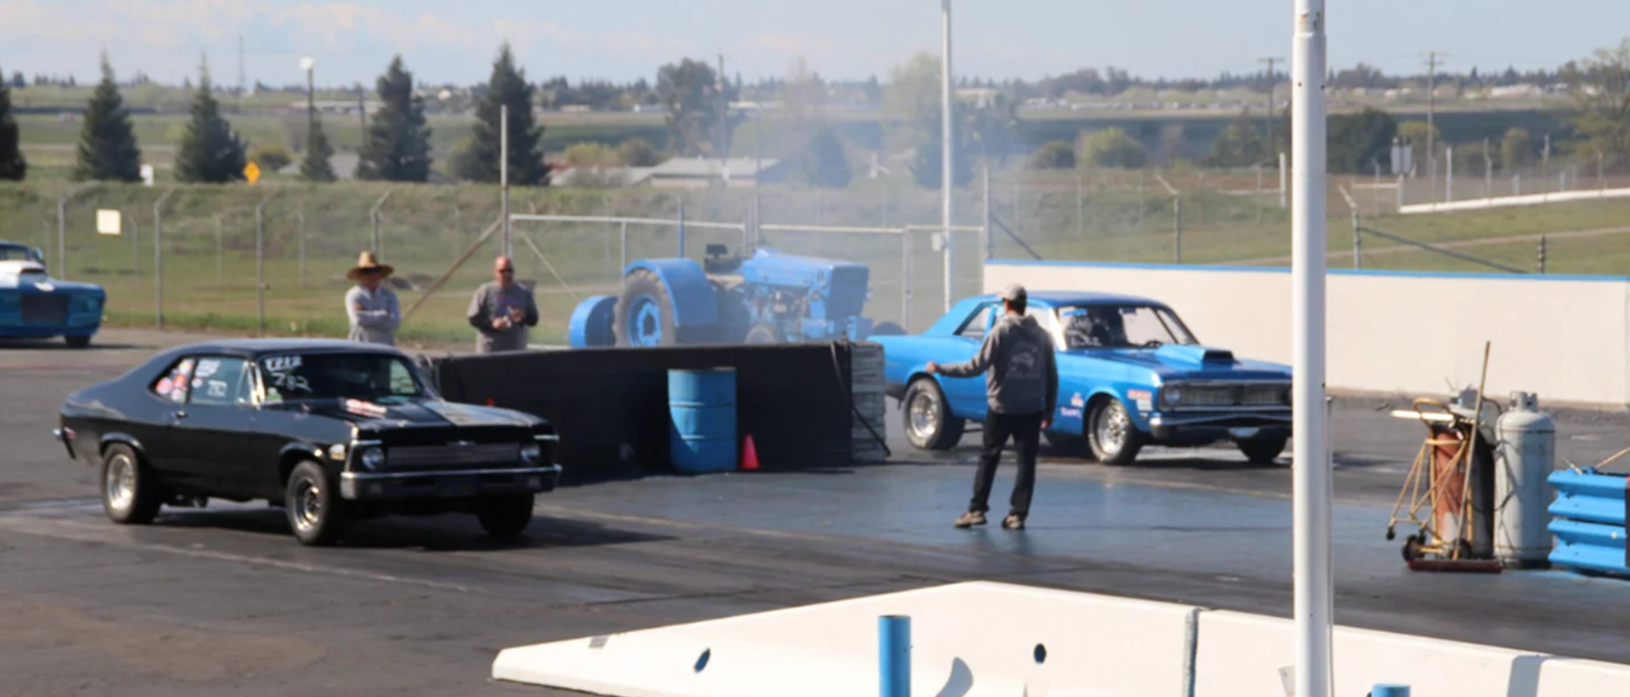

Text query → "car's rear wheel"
[1087,397,1145,465]
[285,461,345,546]
[1237,435,1289,464]
[902,377,963,450]
[64,335,91,349]
[476,493,535,537]
[744,322,785,344]
[101,444,163,524]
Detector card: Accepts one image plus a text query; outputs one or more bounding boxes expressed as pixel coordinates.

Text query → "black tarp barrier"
[422,344,858,481]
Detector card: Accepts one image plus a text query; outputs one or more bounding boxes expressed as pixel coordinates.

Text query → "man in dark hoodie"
[928,283,1058,530]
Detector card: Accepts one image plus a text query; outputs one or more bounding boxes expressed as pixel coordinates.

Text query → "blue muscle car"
[874,291,1294,465]
[0,242,105,348]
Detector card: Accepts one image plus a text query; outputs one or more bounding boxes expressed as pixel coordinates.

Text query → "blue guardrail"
[1548,468,1630,577]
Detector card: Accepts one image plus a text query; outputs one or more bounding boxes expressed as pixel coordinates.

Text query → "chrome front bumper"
[1147,412,1292,442]
[339,464,563,501]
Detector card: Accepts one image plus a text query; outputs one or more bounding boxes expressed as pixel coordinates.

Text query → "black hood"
[267,398,540,429]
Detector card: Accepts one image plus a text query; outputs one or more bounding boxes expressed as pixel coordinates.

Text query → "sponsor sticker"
[1127,389,1154,412]
[343,399,388,418]
[1060,407,1083,419]
[1069,392,1085,408]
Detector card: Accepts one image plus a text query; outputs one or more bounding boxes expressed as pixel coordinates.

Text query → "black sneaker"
[954,511,987,528]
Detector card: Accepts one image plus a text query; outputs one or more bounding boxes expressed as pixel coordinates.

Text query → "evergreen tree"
[355,56,432,182]
[458,43,547,185]
[73,51,143,182]
[174,56,247,183]
[0,64,24,181]
[801,125,851,188]
[911,105,975,189]
[300,115,337,182]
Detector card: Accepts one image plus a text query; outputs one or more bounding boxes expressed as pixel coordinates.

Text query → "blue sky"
[1,0,1626,87]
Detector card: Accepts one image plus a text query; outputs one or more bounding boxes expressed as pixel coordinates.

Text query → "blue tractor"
[568,244,900,348]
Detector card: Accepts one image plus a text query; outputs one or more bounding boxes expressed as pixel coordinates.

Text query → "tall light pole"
[940,0,955,313]
[300,56,315,169]
[1291,0,1332,696]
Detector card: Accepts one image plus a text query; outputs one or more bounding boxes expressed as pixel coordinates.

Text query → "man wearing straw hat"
[344,251,401,346]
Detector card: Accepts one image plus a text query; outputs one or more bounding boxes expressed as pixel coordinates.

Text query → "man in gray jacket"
[928,283,1058,530]
[467,255,539,353]
[344,251,401,346]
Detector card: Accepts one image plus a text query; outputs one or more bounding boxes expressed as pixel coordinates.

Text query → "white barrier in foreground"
[493,581,1199,697]
[493,581,1630,696]
[1399,187,1630,215]
[983,261,1630,407]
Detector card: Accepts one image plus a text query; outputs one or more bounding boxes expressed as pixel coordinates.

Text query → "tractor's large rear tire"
[615,269,679,348]
[745,323,785,344]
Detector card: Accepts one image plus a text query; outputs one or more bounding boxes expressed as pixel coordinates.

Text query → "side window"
[958,305,995,340]
[150,357,196,404]
[189,358,250,407]
[389,360,417,396]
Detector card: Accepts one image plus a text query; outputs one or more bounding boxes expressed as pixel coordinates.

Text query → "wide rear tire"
[101,444,163,525]
[902,378,964,451]
[614,269,679,347]
[744,322,785,344]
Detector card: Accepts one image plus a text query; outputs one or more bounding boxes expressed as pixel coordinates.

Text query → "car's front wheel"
[902,378,964,450]
[101,444,163,524]
[1088,397,1145,465]
[476,494,535,537]
[1237,435,1289,464]
[285,461,345,546]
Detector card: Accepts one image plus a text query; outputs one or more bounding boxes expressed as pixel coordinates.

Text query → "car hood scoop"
[1152,344,1235,366]
[280,399,533,427]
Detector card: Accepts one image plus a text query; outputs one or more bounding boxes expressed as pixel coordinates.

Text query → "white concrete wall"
[494,580,1630,697]
[985,261,1630,407]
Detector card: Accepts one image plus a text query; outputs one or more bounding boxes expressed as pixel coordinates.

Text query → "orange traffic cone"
[740,434,760,472]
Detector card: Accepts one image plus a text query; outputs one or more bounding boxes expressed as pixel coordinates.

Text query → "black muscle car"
[53,339,562,546]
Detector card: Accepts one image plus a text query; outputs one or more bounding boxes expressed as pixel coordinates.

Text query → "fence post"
[369,190,392,259]
[1538,235,1547,274]
[982,165,992,260]
[297,211,306,283]
[56,195,68,280]
[1352,210,1361,270]
[1174,196,1182,263]
[620,221,628,271]
[879,616,910,697]
[903,228,913,332]
[256,191,279,337]
[127,208,139,278]
[215,214,224,288]
[677,199,686,258]
[153,188,176,329]
[1077,173,1085,237]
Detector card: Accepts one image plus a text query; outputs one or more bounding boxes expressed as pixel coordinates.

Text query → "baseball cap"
[999,283,1027,302]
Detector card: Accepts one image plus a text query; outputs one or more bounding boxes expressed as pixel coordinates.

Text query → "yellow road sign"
[244,161,261,185]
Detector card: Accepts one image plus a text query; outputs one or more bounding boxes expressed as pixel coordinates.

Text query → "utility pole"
[940,0,955,313]
[717,54,728,177]
[1426,51,1440,199]
[237,35,246,112]
[357,89,367,147]
[1259,57,1281,151]
[501,104,511,258]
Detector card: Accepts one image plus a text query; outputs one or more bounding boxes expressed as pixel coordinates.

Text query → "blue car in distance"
[874,291,1294,465]
[0,242,106,348]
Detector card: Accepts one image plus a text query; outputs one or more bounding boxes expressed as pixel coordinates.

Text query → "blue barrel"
[669,367,737,473]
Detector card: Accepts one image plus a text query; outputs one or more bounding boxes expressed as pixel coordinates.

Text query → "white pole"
[1291,1,1332,696]
[1279,151,1289,208]
[940,0,954,313]
[501,104,511,259]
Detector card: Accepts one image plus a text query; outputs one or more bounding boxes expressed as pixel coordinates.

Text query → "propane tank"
[1494,392,1555,568]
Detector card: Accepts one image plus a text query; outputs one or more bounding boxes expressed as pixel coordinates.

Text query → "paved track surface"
[5,330,1630,696]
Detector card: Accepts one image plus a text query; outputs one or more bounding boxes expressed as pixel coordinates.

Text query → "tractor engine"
[567,244,876,348]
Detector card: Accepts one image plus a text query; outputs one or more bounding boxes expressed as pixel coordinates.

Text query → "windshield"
[1058,304,1197,349]
[259,352,425,404]
[0,245,36,262]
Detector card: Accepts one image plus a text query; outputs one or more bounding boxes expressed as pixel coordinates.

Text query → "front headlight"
[520,442,542,464]
[359,446,385,471]
[1160,385,1183,408]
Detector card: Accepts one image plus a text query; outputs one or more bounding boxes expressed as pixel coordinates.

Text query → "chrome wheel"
[1095,401,1129,453]
[105,452,136,512]
[908,390,940,442]
[292,479,323,532]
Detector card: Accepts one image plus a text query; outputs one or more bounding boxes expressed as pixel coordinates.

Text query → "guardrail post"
[879,615,910,697]
[1371,685,1410,697]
